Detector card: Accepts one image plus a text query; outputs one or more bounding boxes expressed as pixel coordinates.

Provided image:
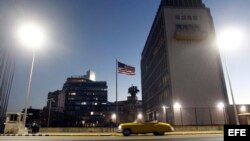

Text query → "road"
[0,134,223,141]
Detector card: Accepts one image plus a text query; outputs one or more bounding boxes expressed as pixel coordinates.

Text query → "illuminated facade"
[141,0,229,125]
[61,72,108,126]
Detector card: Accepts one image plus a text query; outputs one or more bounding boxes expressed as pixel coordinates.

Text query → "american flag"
[118,61,135,75]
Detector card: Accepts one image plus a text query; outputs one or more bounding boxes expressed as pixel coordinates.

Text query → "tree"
[128,85,139,98]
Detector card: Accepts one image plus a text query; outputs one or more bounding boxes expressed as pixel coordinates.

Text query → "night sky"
[1,0,249,112]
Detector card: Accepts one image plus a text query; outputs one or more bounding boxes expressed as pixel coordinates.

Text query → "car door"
[138,122,154,133]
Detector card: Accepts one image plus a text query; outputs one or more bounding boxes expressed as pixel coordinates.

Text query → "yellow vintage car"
[117,121,174,136]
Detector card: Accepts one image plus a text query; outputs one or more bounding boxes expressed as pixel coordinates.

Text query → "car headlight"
[118,125,122,129]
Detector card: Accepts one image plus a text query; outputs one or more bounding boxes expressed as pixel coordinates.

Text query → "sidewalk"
[0,130,223,136]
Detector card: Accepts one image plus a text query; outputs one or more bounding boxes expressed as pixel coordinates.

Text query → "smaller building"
[44,70,109,127]
[113,96,142,124]
[4,113,25,134]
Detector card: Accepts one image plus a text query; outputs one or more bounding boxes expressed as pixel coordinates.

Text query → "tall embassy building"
[141,0,229,125]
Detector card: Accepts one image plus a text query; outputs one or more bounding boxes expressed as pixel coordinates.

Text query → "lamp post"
[111,113,116,124]
[224,58,240,125]
[217,27,244,125]
[162,105,168,122]
[217,102,227,124]
[17,22,46,129]
[111,113,116,131]
[23,48,35,127]
[47,98,55,127]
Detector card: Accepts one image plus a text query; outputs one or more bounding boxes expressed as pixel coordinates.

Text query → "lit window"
[90,111,94,115]
[81,102,86,105]
[69,92,76,96]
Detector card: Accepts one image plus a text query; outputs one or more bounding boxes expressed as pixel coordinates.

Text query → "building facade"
[141,0,229,125]
[62,75,108,126]
[43,71,109,127]
[0,47,15,132]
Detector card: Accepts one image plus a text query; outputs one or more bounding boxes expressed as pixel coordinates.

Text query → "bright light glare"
[173,102,181,109]
[240,106,246,112]
[111,113,116,120]
[217,27,244,51]
[17,22,46,49]
[137,113,143,119]
[217,102,224,109]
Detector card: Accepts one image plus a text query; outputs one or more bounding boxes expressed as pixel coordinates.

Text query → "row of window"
[68,92,106,96]
[67,97,107,101]
[165,0,203,8]
[176,24,200,32]
[175,15,198,21]
[65,106,108,111]
[79,102,107,105]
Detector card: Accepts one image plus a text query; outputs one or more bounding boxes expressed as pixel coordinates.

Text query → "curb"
[0,134,49,136]
[0,131,223,136]
[166,131,223,135]
[46,133,115,136]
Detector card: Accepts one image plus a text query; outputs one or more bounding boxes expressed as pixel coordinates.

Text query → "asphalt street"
[0,134,223,141]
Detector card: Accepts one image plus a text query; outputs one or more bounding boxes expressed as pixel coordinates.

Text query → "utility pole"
[47,98,55,127]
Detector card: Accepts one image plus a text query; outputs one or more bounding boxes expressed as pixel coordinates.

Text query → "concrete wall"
[39,127,116,133]
[39,126,222,133]
[174,125,224,131]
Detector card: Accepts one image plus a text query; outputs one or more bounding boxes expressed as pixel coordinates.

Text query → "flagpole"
[115,59,118,125]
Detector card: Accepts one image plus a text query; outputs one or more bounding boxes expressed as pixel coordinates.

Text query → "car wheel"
[123,129,131,136]
[153,132,159,136]
[158,132,164,136]
[154,132,164,136]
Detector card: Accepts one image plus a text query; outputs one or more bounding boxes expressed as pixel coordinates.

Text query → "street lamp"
[173,102,181,109]
[111,113,116,123]
[173,102,182,125]
[47,98,55,127]
[17,21,46,129]
[217,102,227,124]
[162,105,169,122]
[217,102,225,109]
[217,27,244,125]
[137,113,143,120]
[240,106,246,113]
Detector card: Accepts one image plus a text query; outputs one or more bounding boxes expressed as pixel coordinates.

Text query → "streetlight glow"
[17,22,46,49]
[240,106,246,112]
[137,113,143,120]
[173,102,181,109]
[216,26,244,125]
[217,102,225,109]
[217,27,244,51]
[111,113,116,120]
[16,21,46,133]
